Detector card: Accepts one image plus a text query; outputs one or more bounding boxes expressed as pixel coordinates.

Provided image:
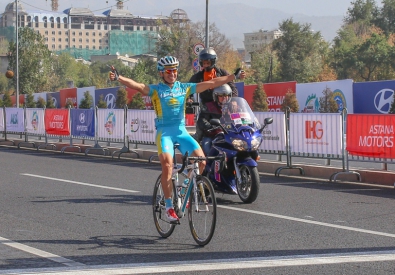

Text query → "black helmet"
[213,84,232,105]
[199,47,217,70]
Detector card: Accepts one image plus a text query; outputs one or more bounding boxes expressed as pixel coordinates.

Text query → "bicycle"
[152,143,225,246]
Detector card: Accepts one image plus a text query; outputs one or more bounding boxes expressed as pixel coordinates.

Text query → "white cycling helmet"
[157,56,179,71]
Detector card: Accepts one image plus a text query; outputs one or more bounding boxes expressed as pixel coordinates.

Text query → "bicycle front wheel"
[152,174,176,238]
[188,175,217,246]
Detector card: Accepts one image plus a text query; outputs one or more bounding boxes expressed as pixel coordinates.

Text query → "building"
[0,1,189,60]
[243,28,283,64]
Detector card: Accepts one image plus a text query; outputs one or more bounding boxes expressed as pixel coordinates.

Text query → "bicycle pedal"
[170,220,180,225]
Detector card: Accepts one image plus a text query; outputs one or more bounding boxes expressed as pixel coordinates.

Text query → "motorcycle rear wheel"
[237,165,260,203]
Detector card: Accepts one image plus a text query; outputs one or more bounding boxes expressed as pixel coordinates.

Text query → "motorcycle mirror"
[209,118,228,134]
[259,117,273,133]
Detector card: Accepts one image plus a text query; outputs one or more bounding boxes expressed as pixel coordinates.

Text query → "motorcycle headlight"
[251,136,262,150]
[232,138,247,151]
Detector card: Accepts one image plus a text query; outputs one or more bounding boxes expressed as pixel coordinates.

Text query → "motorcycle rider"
[189,47,240,143]
[198,84,232,155]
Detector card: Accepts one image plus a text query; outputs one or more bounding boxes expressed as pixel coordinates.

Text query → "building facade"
[243,28,283,63]
[0,2,189,60]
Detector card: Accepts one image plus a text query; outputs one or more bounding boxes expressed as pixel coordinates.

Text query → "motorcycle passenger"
[109,56,244,223]
[189,47,240,143]
[198,84,232,155]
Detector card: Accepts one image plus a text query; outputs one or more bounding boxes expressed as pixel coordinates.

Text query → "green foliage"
[319,87,339,113]
[36,97,46,108]
[79,91,93,109]
[130,58,159,84]
[281,90,299,112]
[272,19,328,83]
[128,92,146,109]
[251,82,268,111]
[97,94,108,108]
[2,91,12,107]
[116,86,129,109]
[46,94,55,109]
[7,27,52,94]
[65,98,74,109]
[25,93,36,108]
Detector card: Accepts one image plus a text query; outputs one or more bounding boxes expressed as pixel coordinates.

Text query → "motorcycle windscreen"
[220,97,261,130]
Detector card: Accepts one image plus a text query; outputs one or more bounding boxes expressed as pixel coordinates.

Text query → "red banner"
[59,88,77,108]
[346,114,395,158]
[243,82,296,112]
[45,109,70,136]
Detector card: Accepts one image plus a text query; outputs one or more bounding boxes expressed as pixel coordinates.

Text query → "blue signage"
[70,109,95,137]
[235,82,244,98]
[95,87,119,109]
[353,80,395,114]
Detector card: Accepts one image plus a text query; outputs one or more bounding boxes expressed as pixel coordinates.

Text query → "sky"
[0,0,383,18]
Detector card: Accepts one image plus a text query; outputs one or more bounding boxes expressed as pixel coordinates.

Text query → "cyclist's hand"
[108,65,119,81]
[234,68,245,80]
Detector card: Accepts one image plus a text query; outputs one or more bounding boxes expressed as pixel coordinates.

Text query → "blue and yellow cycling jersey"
[149,81,196,127]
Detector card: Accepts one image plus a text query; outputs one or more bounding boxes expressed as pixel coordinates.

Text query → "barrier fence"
[0,106,394,182]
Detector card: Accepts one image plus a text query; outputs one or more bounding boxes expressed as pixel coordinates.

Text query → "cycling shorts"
[156,125,200,155]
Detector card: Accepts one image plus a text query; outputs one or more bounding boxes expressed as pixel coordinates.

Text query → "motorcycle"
[203,97,273,204]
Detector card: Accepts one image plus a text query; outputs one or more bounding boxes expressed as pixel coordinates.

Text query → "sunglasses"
[163,69,178,74]
[218,95,230,98]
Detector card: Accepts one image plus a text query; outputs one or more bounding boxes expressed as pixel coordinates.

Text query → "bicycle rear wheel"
[188,175,217,246]
[152,174,177,238]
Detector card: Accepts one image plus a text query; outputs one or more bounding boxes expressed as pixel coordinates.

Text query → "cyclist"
[197,84,232,155]
[109,56,245,222]
[189,48,239,143]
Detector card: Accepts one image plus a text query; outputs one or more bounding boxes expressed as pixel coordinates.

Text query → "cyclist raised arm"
[109,56,245,223]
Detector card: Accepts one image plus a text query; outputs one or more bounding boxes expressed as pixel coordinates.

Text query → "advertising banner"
[290,113,342,155]
[0,108,3,131]
[353,80,395,114]
[77,86,96,108]
[10,95,25,107]
[346,114,395,158]
[5,108,24,133]
[126,109,156,143]
[45,109,70,136]
[296,79,353,114]
[235,82,244,99]
[47,92,60,108]
[59,88,77,108]
[25,108,45,135]
[243,82,295,112]
[70,109,95,137]
[125,87,153,110]
[95,87,119,109]
[97,109,124,139]
[254,112,286,152]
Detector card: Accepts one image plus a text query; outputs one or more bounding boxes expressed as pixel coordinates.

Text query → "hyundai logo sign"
[374,89,394,114]
[104,93,116,109]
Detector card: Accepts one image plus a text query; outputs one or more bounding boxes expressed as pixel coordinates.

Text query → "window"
[58,31,62,35]
[52,45,55,49]
[72,32,75,36]
[58,45,62,49]
[79,45,82,49]
[79,38,82,42]
[72,38,75,42]
[58,38,62,42]
[86,32,89,36]
[86,39,89,43]
[79,32,82,36]
[86,45,89,49]
[45,31,48,35]
[93,39,95,43]
[52,38,55,42]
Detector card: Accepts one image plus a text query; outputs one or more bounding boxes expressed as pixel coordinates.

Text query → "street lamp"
[15,0,19,107]
[205,0,209,48]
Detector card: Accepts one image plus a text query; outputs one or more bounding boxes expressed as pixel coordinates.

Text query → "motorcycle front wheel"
[237,165,260,204]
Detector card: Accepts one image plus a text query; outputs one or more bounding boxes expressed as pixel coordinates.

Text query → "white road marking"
[219,205,395,238]
[21,173,139,193]
[1,250,395,274]
[0,236,84,268]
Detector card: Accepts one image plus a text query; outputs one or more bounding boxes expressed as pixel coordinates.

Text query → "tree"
[2,91,12,107]
[46,94,55,109]
[25,92,36,108]
[36,97,46,108]
[79,91,93,109]
[7,27,52,94]
[272,19,329,83]
[251,82,268,111]
[319,87,339,113]
[116,86,128,109]
[128,92,146,109]
[96,94,107,108]
[65,98,74,109]
[281,90,299,112]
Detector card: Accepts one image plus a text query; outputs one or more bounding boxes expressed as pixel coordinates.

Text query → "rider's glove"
[234,68,243,80]
[109,65,119,81]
